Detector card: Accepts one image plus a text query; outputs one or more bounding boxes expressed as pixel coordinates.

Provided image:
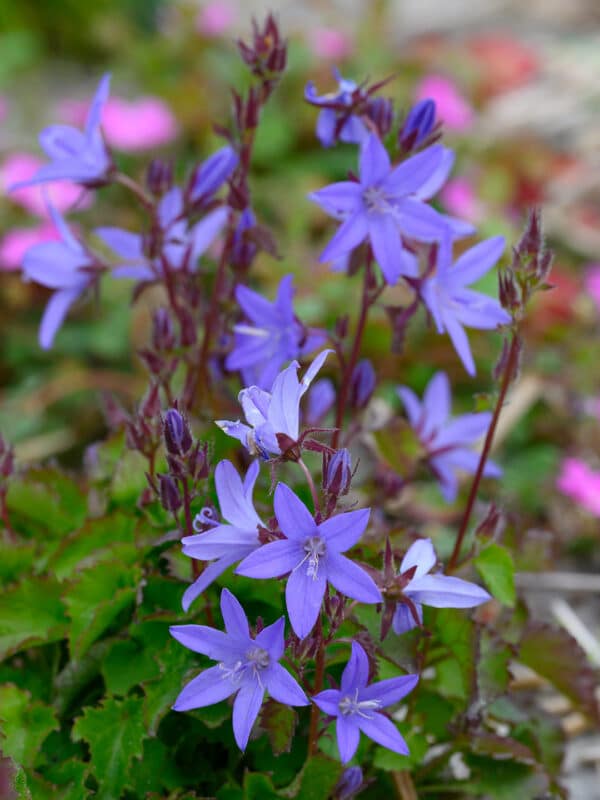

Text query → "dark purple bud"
[189,145,238,204]
[399,99,436,152]
[159,474,182,513]
[164,408,193,456]
[516,207,542,260]
[349,359,376,410]
[178,308,197,347]
[324,449,352,496]
[475,503,504,539]
[498,267,521,312]
[140,384,161,420]
[237,13,287,81]
[189,440,210,480]
[138,349,165,376]
[365,96,394,138]
[146,158,173,196]
[152,308,176,351]
[335,764,362,797]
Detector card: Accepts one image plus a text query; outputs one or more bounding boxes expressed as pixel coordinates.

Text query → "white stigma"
[338,688,382,719]
[363,186,390,215]
[303,535,327,580]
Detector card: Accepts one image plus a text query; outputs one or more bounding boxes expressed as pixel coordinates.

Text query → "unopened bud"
[152,308,176,351]
[164,409,193,456]
[349,359,376,409]
[140,384,161,420]
[324,449,352,496]
[335,767,363,800]
[399,98,436,152]
[366,96,394,138]
[146,158,173,196]
[189,441,210,480]
[159,474,182,513]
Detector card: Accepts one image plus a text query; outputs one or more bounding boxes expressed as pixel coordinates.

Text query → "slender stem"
[114,172,154,210]
[332,264,372,449]
[392,771,418,800]
[308,617,325,756]
[447,332,520,571]
[298,458,321,516]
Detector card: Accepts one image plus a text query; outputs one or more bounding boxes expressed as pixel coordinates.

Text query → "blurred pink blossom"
[584,264,600,311]
[440,177,483,223]
[196,1,236,36]
[59,95,178,152]
[1,153,91,217]
[0,223,59,271]
[415,75,474,132]
[556,457,600,517]
[309,28,353,61]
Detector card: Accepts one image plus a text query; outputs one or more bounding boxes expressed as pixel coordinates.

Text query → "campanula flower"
[171,588,309,750]
[180,460,263,611]
[236,483,381,639]
[393,538,491,634]
[225,274,326,390]
[313,641,418,763]
[304,69,368,147]
[397,371,501,502]
[11,75,112,189]
[305,377,336,425]
[216,350,332,459]
[189,145,238,203]
[398,98,437,152]
[420,236,511,375]
[22,200,98,348]
[309,133,470,285]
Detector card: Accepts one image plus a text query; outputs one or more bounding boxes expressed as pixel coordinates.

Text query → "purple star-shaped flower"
[309,133,471,285]
[313,641,418,763]
[236,483,382,639]
[22,199,97,349]
[225,274,326,390]
[392,538,491,635]
[171,588,309,751]
[304,69,368,148]
[216,349,332,459]
[397,371,501,502]
[179,459,263,612]
[420,235,511,375]
[96,186,228,281]
[11,74,112,189]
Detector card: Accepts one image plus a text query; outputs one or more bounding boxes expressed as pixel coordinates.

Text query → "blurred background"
[1,0,600,794]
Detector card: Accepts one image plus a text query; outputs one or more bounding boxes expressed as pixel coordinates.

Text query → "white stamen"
[338,688,382,719]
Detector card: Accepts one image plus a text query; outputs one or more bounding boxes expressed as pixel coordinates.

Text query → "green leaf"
[64,561,141,660]
[0,685,58,768]
[281,756,343,800]
[474,543,516,607]
[478,630,513,702]
[2,760,32,800]
[260,699,297,756]
[102,639,160,696]
[6,468,87,538]
[433,610,476,701]
[38,760,88,800]
[244,772,281,800]
[0,577,68,659]
[519,623,600,721]
[128,738,185,796]
[464,754,549,800]
[72,696,146,800]
[0,542,36,584]
[50,513,137,581]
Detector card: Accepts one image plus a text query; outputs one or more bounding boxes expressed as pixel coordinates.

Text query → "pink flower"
[309,28,353,61]
[556,458,600,517]
[0,223,59,271]
[196,1,236,37]
[440,177,483,223]
[101,97,178,151]
[1,153,91,217]
[415,75,474,132]
[584,264,600,312]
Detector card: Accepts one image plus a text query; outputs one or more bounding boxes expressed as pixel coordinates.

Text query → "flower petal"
[169,625,232,660]
[255,617,285,660]
[396,197,449,242]
[422,372,451,435]
[220,588,250,639]
[385,144,445,197]
[341,641,370,693]
[406,573,491,608]
[320,212,368,264]
[236,539,301,579]
[441,310,475,376]
[396,386,422,427]
[336,718,361,764]
[285,561,327,639]
[326,552,382,604]
[399,538,436,579]
[181,554,240,612]
[452,236,505,286]
[318,508,370,552]
[368,213,403,285]
[172,665,236,711]
[360,674,419,707]
[39,287,83,349]
[232,681,264,750]
[313,688,342,716]
[215,460,262,530]
[266,663,309,706]
[357,713,409,756]
[274,482,317,540]
[359,134,390,187]
[392,602,423,635]
[309,181,362,217]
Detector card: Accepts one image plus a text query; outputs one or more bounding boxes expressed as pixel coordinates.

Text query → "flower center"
[303,535,327,580]
[338,689,382,719]
[245,646,270,671]
[363,185,390,215]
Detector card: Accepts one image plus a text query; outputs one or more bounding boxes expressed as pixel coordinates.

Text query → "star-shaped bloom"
[392,538,491,635]
[313,641,418,763]
[22,199,98,349]
[420,235,511,375]
[225,275,326,390]
[10,75,112,189]
[171,588,309,751]
[309,133,471,285]
[216,349,332,459]
[96,186,228,280]
[179,460,263,612]
[304,69,368,147]
[236,483,381,639]
[397,371,501,502]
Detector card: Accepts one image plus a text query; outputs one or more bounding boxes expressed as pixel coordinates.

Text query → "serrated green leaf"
[244,772,281,800]
[0,685,58,768]
[39,760,88,800]
[0,578,68,658]
[0,542,36,584]
[64,561,141,660]
[433,610,476,701]
[50,513,137,581]
[102,639,160,696]
[6,468,86,537]
[280,756,342,800]
[128,738,185,796]
[72,696,146,800]
[474,543,516,607]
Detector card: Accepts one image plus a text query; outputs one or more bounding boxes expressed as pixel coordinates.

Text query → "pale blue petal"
[360,674,419,707]
[318,508,370,552]
[337,718,361,764]
[172,665,236,711]
[169,624,232,660]
[265,663,309,706]
[320,212,368,264]
[368,213,403,285]
[413,147,455,200]
[358,713,409,755]
[399,538,436,579]
[340,641,370,693]
[359,134,390,187]
[181,554,239,611]
[326,552,382,603]
[384,144,445,197]
[236,539,301,579]
[392,602,422,635]
[220,588,250,639]
[255,617,285,660]
[451,236,505,286]
[313,688,342,716]
[309,182,362,217]
[286,562,327,639]
[407,573,491,608]
[39,287,83,349]
[422,372,451,433]
[232,681,264,750]
[396,386,422,427]
[215,460,262,529]
[274,482,317,540]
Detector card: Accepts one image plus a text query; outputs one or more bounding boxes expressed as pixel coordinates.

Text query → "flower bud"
[335,766,363,800]
[159,474,182,513]
[324,449,352,496]
[349,359,376,409]
[365,96,394,138]
[152,308,176,351]
[399,98,436,152]
[146,158,173,196]
[164,409,193,456]
[140,383,161,420]
[189,440,210,480]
